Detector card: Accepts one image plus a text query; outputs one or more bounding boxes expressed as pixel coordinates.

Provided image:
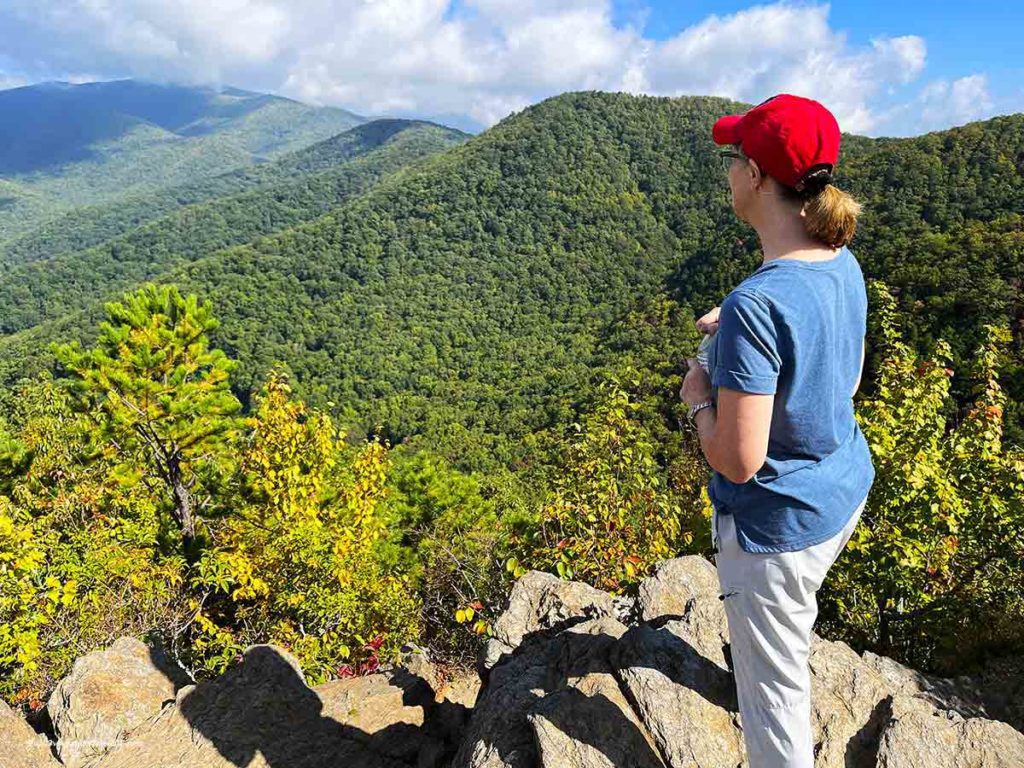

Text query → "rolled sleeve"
[712,290,781,395]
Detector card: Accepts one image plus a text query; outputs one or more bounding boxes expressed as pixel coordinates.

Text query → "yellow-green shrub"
[503,371,695,596]
[819,279,1024,673]
[192,371,421,682]
[0,375,189,702]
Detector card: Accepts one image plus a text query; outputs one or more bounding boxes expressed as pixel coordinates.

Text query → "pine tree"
[51,283,244,554]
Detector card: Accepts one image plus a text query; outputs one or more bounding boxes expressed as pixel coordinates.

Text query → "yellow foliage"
[194,370,421,682]
[505,372,691,595]
[820,279,1024,671]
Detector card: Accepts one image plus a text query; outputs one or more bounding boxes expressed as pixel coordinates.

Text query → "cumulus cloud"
[873,74,996,137]
[918,75,994,129]
[0,0,997,134]
[283,0,646,126]
[644,4,926,133]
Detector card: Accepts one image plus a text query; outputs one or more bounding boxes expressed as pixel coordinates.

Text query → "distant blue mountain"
[0,79,368,243]
[0,79,364,175]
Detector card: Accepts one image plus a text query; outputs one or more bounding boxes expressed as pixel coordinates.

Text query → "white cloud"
[645,5,926,133]
[921,75,994,126]
[874,74,997,136]
[0,0,999,135]
[1,0,291,83]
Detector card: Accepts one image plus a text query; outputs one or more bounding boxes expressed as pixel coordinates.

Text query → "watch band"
[687,399,715,423]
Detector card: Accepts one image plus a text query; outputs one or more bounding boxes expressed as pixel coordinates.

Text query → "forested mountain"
[1,89,1021,705]
[0,120,468,332]
[1,118,460,268]
[0,79,365,243]
[2,91,1020,464]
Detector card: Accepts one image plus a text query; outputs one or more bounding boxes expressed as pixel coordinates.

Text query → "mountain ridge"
[0,79,368,243]
[1,90,1021,461]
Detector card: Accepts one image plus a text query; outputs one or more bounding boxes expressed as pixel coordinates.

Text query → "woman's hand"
[696,306,720,335]
[680,359,713,408]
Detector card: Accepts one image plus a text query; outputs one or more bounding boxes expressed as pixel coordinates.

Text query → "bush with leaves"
[818,279,1024,674]
[191,371,421,682]
[503,369,697,596]
[0,375,190,703]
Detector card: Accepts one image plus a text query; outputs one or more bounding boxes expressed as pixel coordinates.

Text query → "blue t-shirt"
[705,245,875,553]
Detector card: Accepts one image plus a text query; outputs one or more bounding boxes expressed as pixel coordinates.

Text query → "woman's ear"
[747,158,764,191]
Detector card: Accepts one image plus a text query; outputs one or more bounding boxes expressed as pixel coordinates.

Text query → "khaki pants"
[712,495,867,767]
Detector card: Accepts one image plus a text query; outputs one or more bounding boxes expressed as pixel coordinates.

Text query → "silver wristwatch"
[687,399,715,424]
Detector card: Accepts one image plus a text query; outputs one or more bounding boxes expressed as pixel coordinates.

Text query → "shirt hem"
[732,491,870,553]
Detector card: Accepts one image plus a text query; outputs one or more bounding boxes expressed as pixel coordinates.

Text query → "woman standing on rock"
[677,93,875,768]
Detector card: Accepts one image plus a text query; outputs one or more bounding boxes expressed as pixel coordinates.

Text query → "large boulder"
[611,620,744,768]
[0,699,59,768]
[862,650,989,718]
[454,614,668,768]
[454,555,1024,768]
[85,644,447,768]
[478,569,624,678]
[46,636,190,768]
[805,635,892,766]
[875,694,1024,767]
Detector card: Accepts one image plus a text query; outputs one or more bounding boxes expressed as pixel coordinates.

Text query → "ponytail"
[801,184,861,248]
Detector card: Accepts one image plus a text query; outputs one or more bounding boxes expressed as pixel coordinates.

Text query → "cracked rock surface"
[456,556,1024,768]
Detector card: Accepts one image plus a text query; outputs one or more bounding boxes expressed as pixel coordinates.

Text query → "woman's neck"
[752,208,837,263]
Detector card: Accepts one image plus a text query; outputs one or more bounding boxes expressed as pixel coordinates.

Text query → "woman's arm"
[852,339,865,397]
[693,387,773,484]
[694,291,780,483]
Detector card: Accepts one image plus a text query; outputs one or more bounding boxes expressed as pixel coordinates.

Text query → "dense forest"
[0,120,468,334]
[0,89,1021,708]
[0,79,364,244]
[3,92,1022,455]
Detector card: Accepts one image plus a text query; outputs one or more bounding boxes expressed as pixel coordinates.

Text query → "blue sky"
[0,1,1020,136]
[632,1,1022,121]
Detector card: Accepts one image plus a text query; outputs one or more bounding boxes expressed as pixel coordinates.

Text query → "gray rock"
[0,698,59,768]
[435,668,480,709]
[37,557,1020,768]
[397,642,440,695]
[315,665,443,764]
[965,654,1024,733]
[612,620,743,768]
[86,645,419,768]
[478,570,620,676]
[636,556,721,624]
[636,555,730,669]
[874,694,1024,767]
[47,636,189,768]
[454,615,662,768]
[458,556,1024,768]
[806,636,892,767]
[862,650,989,719]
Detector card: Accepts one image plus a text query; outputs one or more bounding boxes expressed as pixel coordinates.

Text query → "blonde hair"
[798,183,862,248]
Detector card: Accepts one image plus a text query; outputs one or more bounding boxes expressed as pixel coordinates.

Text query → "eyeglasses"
[718,149,746,171]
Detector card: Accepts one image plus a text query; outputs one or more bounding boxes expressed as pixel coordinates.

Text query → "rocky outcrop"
[477,570,627,678]
[0,698,59,768]
[875,694,1024,767]
[456,556,1024,768]
[2,554,1020,768]
[79,642,468,768]
[46,636,191,768]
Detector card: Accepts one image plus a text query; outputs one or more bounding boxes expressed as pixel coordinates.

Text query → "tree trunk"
[878,591,892,656]
[167,451,195,547]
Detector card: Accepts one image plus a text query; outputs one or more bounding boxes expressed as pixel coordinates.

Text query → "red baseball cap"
[712,93,840,193]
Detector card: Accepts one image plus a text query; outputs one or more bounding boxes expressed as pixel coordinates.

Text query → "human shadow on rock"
[145,644,467,767]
